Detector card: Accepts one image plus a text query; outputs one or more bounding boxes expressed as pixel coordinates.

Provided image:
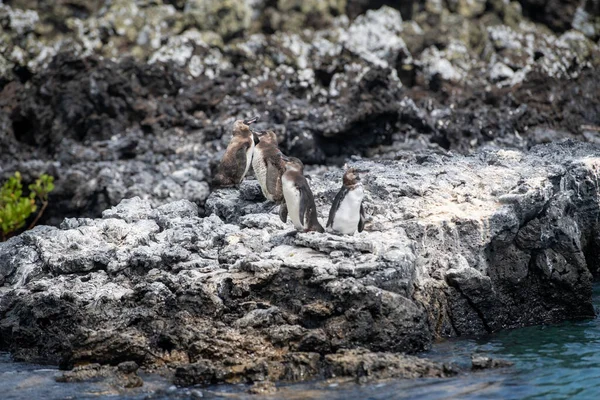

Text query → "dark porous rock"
[471,355,514,370]
[346,0,414,20]
[118,361,140,374]
[1,54,214,226]
[518,0,582,32]
[1,142,600,386]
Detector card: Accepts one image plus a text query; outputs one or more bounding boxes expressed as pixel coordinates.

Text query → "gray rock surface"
[1,141,598,385]
[1,1,599,229]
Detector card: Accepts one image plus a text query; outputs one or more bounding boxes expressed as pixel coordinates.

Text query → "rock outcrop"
[1,141,598,385]
[1,2,599,227]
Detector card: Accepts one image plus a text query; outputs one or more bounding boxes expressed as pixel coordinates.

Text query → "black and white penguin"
[280,157,324,233]
[213,117,258,188]
[252,130,286,202]
[326,167,366,235]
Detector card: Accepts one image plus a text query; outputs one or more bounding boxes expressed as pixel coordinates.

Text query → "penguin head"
[282,156,304,172]
[256,130,278,144]
[343,167,366,187]
[233,116,259,137]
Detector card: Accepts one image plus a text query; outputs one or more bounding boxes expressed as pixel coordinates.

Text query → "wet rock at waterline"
[56,362,143,389]
[471,355,514,370]
[1,141,598,385]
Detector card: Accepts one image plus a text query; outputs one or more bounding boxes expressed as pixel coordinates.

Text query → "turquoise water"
[2,286,600,399]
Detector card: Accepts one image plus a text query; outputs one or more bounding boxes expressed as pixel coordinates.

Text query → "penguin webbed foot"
[284,230,299,238]
[304,226,325,234]
[263,200,278,212]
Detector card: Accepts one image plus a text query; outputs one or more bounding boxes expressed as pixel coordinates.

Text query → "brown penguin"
[252,130,286,202]
[280,157,324,233]
[213,117,258,188]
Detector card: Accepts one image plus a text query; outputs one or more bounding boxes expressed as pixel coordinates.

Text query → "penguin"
[213,117,259,188]
[252,130,286,202]
[280,157,324,233]
[326,167,367,235]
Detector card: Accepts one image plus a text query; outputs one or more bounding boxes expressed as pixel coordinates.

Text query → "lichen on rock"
[185,0,252,40]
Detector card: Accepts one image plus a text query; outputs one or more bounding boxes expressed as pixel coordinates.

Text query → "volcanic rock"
[1,141,599,385]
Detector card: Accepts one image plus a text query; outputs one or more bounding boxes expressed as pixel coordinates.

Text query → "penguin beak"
[354,169,369,182]
[243,116,259,125]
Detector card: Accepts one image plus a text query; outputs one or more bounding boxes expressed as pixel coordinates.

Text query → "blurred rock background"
[1,0,599,225]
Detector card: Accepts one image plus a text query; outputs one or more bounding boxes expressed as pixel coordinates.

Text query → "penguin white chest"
[332,186,364,235]
[282,176,303,229]
[243,140,255,180]
[252,147,271,200]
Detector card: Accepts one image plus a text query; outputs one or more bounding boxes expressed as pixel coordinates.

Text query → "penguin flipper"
[358,202,366,233]
[298,184,309,228]
[327,186,347,228]
[279,201,288,223]
[267,161,281,200]
[235,144,249,181]
[298,182,323,232]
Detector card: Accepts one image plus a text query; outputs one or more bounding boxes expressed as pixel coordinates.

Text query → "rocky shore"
[1,1,599,227]
[1,0,600,393]
[1,141,599,388]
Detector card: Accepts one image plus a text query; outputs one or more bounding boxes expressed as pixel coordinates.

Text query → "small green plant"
[0,172,55,241]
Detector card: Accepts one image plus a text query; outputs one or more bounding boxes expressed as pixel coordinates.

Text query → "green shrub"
[0,172,55,241]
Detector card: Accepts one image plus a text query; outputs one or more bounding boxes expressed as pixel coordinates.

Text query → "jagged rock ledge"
[0,141,599,387]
